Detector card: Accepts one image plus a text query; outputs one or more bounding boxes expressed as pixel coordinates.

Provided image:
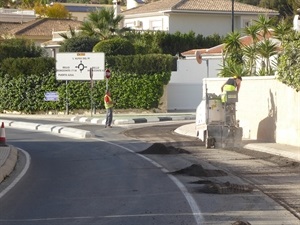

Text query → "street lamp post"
[232,0,234,32]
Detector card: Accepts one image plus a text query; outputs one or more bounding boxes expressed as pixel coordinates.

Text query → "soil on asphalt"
[123,123,300,224]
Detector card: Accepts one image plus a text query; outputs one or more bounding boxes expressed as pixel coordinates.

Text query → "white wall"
[124,13,261,36]
[167,57,222,111]
[124,15,169,31]
[161,13,260,36]
[169,14,232,36]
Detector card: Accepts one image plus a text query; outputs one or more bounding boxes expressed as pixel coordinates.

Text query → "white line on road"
[99,139,204,225]
[0,148,31,199]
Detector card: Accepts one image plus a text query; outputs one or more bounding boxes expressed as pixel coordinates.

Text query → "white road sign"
[56,52,105,80]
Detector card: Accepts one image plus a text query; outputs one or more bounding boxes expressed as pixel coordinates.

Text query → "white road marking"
[100,139,204,225]
[0,148,31,199]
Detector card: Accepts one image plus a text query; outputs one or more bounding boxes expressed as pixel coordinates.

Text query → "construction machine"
[195,88,243,149]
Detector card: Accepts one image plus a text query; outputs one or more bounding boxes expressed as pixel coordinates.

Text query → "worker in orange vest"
[104,90,114,128]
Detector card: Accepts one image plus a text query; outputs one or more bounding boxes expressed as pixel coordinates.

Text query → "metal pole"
[90,68,94,117]
[90,86,93,117]
[206,59,209,77]
[65,80,69,115]
[232,0,234,32]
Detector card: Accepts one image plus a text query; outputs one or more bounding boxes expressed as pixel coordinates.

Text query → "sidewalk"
[175,123,300,162]
[0,113,299,186]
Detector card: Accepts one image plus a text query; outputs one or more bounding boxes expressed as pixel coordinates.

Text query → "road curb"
[2,120,93,139]
[71,115,196,125]
[0,145,18,184]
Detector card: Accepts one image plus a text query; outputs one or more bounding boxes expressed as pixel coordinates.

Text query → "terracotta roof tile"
[0,22,22,36]
[122,0,278,15]
[7,18,82,37]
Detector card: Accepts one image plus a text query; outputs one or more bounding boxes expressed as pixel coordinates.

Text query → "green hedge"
[106,54,174,76]
[0,57,55,77]
[0,54,172,113]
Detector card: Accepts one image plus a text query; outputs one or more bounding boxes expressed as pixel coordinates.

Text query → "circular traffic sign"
[105,69,111,79]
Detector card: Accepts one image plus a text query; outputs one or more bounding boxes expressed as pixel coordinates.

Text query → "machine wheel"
[205,131,211,149]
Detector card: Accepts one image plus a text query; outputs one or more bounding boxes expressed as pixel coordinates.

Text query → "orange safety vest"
[104,94,113,109]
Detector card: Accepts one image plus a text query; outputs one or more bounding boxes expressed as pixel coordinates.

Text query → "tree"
[80,7,130,40]
[219,31,246,77]
[218,60,248,78]
[34,2,70,18]
[0,0,11,7]
[59,36,99,52]
[257,39,278,75]
[272,19,292,44]
[277,30,300,91]
[0,38,46,63]
[46,3,70,19]
[93,37,135,56]
[243,24,260,75]
[223,31,243,66]
[254,15,274,39]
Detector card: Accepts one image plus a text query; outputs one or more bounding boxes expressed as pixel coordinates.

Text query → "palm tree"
[218,59,248,78]
[243,24,260,75]
[243,45,258,76]
[254,15,273,39]
[257,39,278,75]
[80,7,130,40]
[222,31,243,65]
[59,25,78,40]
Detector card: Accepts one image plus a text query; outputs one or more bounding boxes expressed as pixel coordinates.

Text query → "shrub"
[93,37,135,56]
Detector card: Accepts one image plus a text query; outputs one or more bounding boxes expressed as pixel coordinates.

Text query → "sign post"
[90,67,94,117]
[105,68,111,90]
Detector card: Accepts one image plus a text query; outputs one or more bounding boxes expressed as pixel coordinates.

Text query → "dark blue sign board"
[44,92,59,101]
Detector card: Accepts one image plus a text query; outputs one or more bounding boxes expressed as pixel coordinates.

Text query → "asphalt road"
[124,123,300,224]
[0,126,199,225]
[0,120,299,225]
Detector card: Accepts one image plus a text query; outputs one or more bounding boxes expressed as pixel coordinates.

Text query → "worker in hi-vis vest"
[104,89,114,128]
[221,76,242,103]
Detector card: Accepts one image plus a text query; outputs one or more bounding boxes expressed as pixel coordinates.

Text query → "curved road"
[0,120,299,225]
[0,126,200,225]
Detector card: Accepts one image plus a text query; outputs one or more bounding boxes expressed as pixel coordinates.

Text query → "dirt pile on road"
[170,164,227,177]
[199,181,254,194]
[232,221,251,225]
[139,143,190,154]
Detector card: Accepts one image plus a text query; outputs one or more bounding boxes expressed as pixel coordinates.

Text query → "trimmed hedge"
[0,57,55,77]
[0,54,172,113]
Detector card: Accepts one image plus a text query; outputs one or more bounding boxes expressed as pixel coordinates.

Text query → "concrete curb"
[243,143,300,162]
[174,123,197,137]
[71,115,196,125]
[0,145,18,184]
[2,120,93,139]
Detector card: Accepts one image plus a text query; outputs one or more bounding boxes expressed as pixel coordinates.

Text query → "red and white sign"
[105,69,111,79]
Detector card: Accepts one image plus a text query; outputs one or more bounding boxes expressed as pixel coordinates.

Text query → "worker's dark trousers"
[105,108,113,126]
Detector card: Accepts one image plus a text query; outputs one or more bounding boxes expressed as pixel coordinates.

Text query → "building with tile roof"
[121,0,279,36]
[1,18,82,44]
[0,18,83,57]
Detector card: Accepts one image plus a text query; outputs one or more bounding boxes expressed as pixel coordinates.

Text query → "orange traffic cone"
[0,122,7,146]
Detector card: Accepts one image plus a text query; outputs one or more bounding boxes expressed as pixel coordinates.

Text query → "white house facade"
[121,0,279,37]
